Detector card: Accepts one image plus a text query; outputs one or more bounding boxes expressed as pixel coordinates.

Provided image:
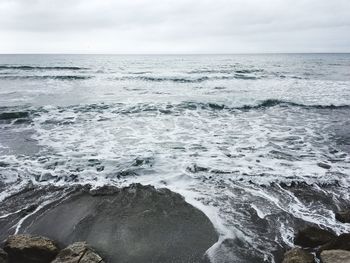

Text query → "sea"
[0,54,350,262]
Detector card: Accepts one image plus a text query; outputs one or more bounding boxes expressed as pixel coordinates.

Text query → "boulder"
[321,250,350,263]
[0,248,8,263]
[320,233,350,251]
[19,184,218,263]
[294,226,336,248]
[282,248,314,263]
[3,234,59,263]
[336,210,350,223]
[52,242,104,263]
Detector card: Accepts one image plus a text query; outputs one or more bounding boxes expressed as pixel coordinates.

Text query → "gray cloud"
[0,0,349,53]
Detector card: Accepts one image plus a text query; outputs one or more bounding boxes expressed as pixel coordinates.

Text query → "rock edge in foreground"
[1,183,218,263]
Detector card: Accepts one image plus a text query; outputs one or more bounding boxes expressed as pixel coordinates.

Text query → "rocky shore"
[0,184,218,263]
[282,211,350,263]
[1,235,104,263]
[1,181,350,263]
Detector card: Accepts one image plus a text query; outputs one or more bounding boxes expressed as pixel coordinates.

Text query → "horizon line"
[0,52,350,55]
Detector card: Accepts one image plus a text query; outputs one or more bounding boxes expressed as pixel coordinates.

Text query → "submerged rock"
[282,248,314,263]
[0,248,7,263]
[3,234,59,263]
[294,226,336,248]
[320,250,350,263]
[18,183,218,263]
[52,242,104,263]
[335,210,350,223]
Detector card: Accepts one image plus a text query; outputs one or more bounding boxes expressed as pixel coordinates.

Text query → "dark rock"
[317,162,331,169]
[0,248,8,263]
[0,185,73,241]
[19,183,218,263]
[3,234,59,263]
[282,248,314,263]
[320,250,350,263]
[294,226,336,248]
[52,242,104,263]
[335,210,350,223]
[320,233,350,251]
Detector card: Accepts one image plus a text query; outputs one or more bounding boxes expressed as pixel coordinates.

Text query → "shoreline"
[0,183,218,263]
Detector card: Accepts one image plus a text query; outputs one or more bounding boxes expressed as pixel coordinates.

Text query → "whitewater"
[0,54,350,262]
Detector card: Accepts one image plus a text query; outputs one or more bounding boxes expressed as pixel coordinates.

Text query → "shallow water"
[0,54,350,262]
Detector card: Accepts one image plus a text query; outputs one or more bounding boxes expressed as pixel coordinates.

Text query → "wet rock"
[0,248,8,263]
[3,234,59,263]
[19,184,218,263]
[294,226,336,248]
[335,210,350,223]
[320,233,350,251]
[320,250,350,263]
[52,242,104,263]
[282,248,314,263]
[317,162,331,169]
[0,185,71,241]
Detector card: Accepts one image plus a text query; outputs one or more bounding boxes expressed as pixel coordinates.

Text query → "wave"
[118,75,260,83]
[45,100,350,116]
[0,111,29,120]
[140,99,350,112]
[120,76,211,83]
[0,75,92,80]
[2,100,348,123]
[241,99,350,110]
[187,69,264,74]
[0,65,88,70]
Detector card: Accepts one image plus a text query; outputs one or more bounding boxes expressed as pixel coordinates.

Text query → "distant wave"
[171,100,350,111]
[120,76,210,83]
[0,111,29,120]
[187,69,264,74]
[2,100,348,122]
[243,99,350,110]
[0,75,92,80]
[0,65,88,70]
[48,100,350,115]
[199,99,350,111]
[118,75,260,82]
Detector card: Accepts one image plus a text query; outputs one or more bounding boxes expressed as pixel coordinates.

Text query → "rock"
[294,226,336,248]
[320,233,350,251]
[3,234,59,263]
[317,162,331,169]
[320,250,350,263]
[19,184,218,263]
[336,210,350,223]
[0,248,8,263]
[282,248,314,263]
[52,242,104,263]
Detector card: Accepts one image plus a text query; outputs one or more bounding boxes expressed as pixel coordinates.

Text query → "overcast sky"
[0,0,349,53]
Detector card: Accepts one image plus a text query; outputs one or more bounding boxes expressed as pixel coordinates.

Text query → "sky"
[0,0,349,54]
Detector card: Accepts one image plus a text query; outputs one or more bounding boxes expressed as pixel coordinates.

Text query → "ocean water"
[1,54,350,262]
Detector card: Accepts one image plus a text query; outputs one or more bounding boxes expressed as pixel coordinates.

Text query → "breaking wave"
[0,75,92,80]
[0,65,88,70]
